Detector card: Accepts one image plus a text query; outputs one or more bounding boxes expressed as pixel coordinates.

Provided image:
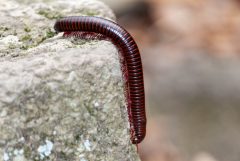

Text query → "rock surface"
[0,0,140,160]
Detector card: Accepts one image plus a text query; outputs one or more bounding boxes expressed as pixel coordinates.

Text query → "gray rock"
[0,0,140,160]
[0,0,115,57]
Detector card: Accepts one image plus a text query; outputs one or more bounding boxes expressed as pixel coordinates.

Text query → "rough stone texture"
[0,0,140,161]
[0,0,116,57]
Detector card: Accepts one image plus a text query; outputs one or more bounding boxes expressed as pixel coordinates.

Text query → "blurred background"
[100,0,240,161]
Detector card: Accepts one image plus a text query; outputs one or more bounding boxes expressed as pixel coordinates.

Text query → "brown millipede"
[54,16,146,144]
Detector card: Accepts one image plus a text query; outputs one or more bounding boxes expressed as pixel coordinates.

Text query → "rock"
[0,0,115,58]
[0,0,140,160]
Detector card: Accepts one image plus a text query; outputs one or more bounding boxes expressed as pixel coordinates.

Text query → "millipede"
[54,16,146,144]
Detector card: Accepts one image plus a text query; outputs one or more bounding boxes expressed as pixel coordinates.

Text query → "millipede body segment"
[54,16,146,144]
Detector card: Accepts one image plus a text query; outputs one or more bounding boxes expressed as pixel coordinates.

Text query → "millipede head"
[130,121,146,144]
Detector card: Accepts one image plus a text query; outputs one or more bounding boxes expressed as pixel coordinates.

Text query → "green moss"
[8,44,16,49]
[24,26,31,32]
[82,10,99,16]
[38,9,63,20]
[37,28,55,44]
[86,11,98,16]
[70,40,87,46]
[24,146,32,158]
[21,34,32,41]
[45,29,55,38]
[0,26,9,37]
[19,28,56,50]
[0,26,9,31]
[20,44,29,50]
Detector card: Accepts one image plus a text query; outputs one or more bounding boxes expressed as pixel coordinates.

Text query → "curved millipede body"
[54,16,146,144]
